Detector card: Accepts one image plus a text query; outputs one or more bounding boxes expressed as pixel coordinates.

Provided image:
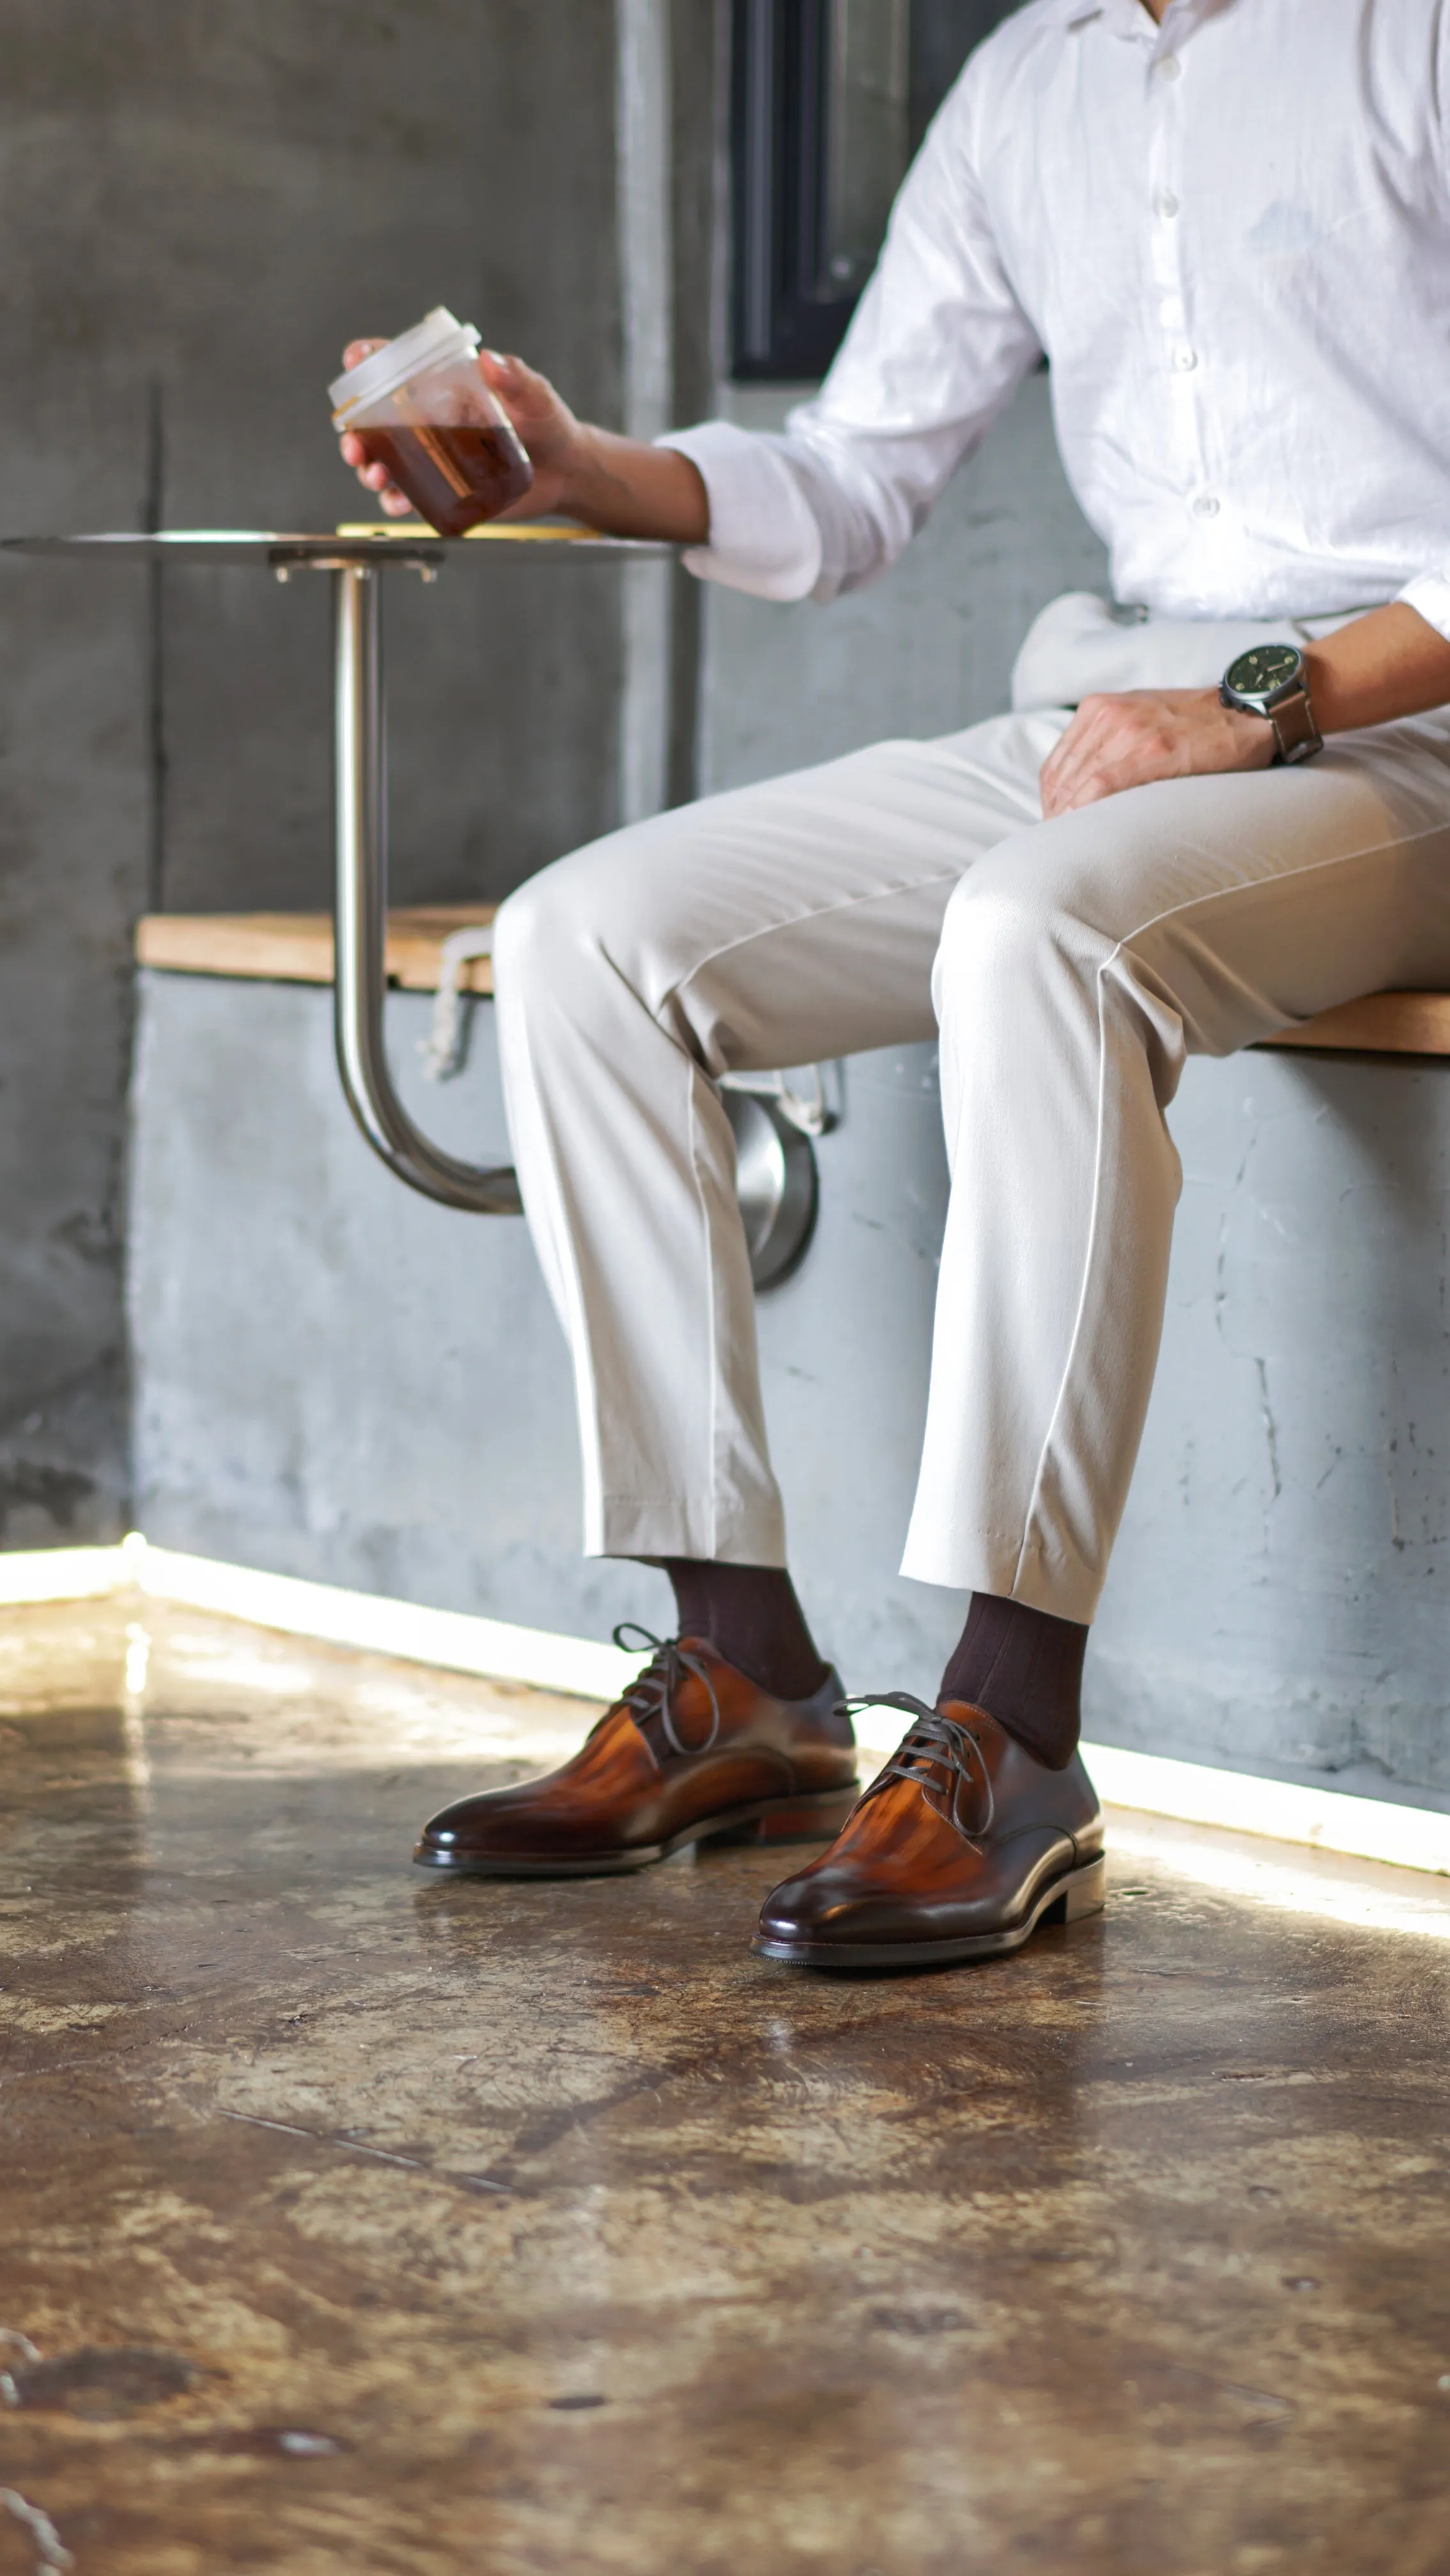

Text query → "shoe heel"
[747,1786,860,1846]
[1045,1853,1107,1925]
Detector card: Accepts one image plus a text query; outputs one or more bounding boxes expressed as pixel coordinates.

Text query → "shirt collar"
[1046,0,1225,36]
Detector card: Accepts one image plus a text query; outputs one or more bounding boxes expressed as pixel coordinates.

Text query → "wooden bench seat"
[134,914,1450,1054]
[1254,992,1450,1055]
[135,908,497,997]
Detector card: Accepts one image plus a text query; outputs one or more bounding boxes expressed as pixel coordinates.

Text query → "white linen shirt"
[661,0,1450,638]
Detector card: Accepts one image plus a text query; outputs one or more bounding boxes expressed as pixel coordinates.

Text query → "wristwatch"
[1219,642,1323,764]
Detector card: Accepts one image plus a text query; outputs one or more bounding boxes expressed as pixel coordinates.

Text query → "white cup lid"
[329,307,481,420]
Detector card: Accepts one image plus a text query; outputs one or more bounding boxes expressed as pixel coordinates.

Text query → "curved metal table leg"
[331,556,818,1275]
[332,562,522,1214]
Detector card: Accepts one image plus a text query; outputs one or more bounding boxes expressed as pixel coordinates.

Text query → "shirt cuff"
[655,420,824,602]
[1397,572,1450,645]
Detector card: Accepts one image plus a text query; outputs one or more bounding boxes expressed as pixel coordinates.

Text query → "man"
[343,0,1450,1969]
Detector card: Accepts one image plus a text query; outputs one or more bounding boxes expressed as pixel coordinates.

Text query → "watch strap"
[1267,682,1323,765]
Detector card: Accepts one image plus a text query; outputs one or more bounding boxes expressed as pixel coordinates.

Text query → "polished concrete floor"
[2,1598,1449,2576]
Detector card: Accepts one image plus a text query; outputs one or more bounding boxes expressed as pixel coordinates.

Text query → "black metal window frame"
[729,0,1022,385]
[731,0,850,383]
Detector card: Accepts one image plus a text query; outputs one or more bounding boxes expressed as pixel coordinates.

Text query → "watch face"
[1225,643,1301,698]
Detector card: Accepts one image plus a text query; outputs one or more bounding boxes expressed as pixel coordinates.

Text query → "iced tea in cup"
[330,307,534,536]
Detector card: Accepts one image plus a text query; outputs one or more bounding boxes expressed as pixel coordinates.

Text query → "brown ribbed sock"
[938,1591,1086,1770]
[661,1560,829,1701]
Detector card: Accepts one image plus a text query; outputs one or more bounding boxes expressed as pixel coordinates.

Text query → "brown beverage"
[353,420,534,536]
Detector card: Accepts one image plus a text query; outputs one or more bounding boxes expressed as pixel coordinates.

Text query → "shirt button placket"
[1147,39,1210,526]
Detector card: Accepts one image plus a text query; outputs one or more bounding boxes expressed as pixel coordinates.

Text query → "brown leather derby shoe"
[753,1694,1105,1968]
[415,1628,859,1877]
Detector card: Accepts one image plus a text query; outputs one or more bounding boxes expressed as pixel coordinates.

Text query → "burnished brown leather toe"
[753,1695,1105,1968]
[415,1630,859,1876]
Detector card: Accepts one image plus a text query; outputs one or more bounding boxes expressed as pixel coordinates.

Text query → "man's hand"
[337,343,585,519]
[336,341,708,542]
[1038,687,1274,818]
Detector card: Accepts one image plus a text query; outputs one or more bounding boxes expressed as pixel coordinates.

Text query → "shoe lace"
[842,1692,996,1840]
[611,1623,723,1758]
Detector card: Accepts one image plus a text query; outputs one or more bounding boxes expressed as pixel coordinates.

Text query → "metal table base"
[2,527,821,1278]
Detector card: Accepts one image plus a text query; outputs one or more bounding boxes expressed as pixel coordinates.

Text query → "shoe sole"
[750,1851,1108,1969]
[412,1784,861,1878]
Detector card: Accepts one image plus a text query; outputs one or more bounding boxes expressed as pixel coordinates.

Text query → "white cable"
[0,2490,73,2572]
[720,1062,842,1136]
[420,922,495,1081]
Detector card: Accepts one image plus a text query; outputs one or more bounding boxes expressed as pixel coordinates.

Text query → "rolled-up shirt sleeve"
[1397,570,1450,645]
[658,50,1042,604]
[657,418,826,601]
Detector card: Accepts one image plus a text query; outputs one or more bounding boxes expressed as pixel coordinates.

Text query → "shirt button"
[1157,54,1182,79]
[1156,190,1180,218]
[1173,346,1198,371]
[1192,494,1220,518]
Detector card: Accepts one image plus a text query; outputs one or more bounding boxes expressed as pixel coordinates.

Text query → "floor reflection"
[1,1598,1447,2575]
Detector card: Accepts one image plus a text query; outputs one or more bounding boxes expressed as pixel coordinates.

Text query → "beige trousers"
[494,595,1450,1622]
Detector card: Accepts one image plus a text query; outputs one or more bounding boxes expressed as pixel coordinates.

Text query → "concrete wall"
[1090,1050,1450,1811]
[0,0,627,1544]
[130,974,1450,1814]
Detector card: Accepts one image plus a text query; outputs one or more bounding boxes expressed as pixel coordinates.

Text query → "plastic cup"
[329,307,534,537]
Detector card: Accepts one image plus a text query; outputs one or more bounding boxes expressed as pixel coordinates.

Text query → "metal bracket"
[724,1090,820,1289]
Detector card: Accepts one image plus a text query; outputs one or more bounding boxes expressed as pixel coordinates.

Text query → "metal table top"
[0,526,674,570]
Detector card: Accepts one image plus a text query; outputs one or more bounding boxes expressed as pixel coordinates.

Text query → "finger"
[481,348,530,392]
[1051,728,1181,813]
[353,471,409,514]
[1038,732,1078,801]
[1044,761,1116,818]
[1040,712,1110,809]
[353,468,410,518]
[1044,716,1138,813]
[1037,727,1076,803]
[339,432,366,467]
[481,349,549,420]
[343,338,389,370]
